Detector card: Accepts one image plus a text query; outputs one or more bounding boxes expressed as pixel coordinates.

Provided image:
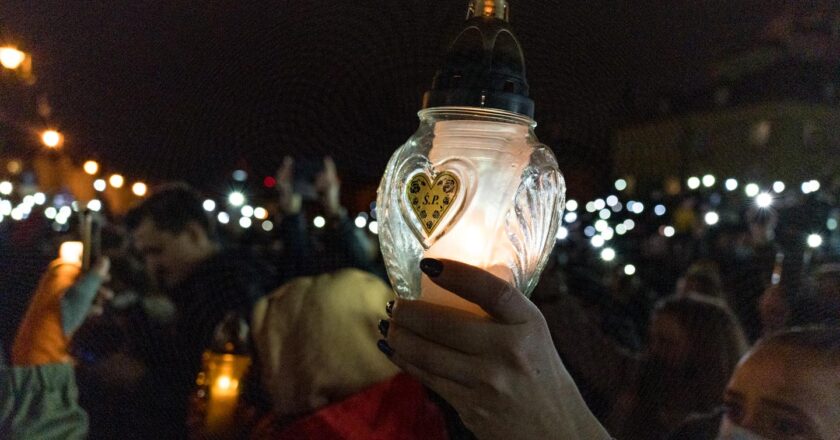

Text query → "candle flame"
[215,375,236,391]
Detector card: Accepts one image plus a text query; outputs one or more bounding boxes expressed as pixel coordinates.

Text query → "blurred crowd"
[1,156,839,439]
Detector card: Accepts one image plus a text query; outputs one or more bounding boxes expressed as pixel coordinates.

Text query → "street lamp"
[41,129,63,149]
[377,0,564,314]
[132,182,148,197]
[83,160,99,175]
[0,47,26,70]
[109,174,124,188]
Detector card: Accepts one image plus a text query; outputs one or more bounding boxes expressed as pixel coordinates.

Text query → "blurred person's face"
[722,346,840,440]
[648,313,690,368]
[131,218,215,290]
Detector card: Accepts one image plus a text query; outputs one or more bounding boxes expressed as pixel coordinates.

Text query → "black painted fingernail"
[378,319,390,337]
[385,300,395,317]
[377,339,394,357]
[420,258,443,277]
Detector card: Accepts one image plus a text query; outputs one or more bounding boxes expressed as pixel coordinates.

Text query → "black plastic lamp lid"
[422,0,534,118]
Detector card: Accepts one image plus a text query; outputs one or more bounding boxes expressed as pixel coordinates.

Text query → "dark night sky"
[1,1,783,194]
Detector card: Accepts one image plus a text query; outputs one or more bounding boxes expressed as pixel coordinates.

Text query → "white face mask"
[716,416,770,440]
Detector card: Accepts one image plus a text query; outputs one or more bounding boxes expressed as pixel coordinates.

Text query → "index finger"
[422,258,537,324]
[391,298,496,354]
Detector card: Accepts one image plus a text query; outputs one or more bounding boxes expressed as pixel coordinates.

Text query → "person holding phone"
[11,254,111,366]
[273,156,374,280]
[2,247,111,439]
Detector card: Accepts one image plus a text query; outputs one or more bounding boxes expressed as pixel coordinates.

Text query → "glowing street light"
[109,174,124,188]
[83,160,99,175]
[0,47,26,70]
[702,174,715,188]
[41,130,63,149]
[132,182,148,197]
[0,181,13,195]
[556,226,569,240]
[313,215,326,228]
[624,264,636,276]
[772,181,785,193]
[600,247,616,262]
[93,179,107,192]
[203,199,216,212]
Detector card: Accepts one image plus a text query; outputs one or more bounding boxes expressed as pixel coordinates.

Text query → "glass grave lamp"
[377,0,565,315]
[192,312,252,437]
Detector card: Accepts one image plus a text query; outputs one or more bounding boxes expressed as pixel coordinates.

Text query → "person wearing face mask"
[669,326,840,440]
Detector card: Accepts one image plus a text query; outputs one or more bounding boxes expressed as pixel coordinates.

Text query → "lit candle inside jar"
[376,0,565,318]
[419,120,531,316]
[201,353,250,436]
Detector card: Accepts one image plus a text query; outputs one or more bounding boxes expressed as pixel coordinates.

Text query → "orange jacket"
[12,260,80,365]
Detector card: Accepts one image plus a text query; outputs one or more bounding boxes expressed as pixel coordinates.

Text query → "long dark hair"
[623,294,749,439]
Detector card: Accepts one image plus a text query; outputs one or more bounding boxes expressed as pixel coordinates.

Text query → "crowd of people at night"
[1,154,839,440]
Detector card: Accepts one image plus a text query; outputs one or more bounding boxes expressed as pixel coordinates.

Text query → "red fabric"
[253,374,449,440]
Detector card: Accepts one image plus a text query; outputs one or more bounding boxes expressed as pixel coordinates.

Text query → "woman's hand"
[380,258,611,440]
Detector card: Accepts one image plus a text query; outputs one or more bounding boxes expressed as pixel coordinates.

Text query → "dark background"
[0,1,785,194]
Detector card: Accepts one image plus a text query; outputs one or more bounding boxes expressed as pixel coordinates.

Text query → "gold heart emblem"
[405,171,460,235]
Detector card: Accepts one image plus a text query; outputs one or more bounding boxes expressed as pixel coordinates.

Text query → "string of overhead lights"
[1,42,150,228]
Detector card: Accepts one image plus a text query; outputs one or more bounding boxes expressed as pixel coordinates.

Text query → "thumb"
[420,258,536,324]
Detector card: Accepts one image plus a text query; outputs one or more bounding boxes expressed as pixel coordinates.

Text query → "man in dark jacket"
[126,184,276,437]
